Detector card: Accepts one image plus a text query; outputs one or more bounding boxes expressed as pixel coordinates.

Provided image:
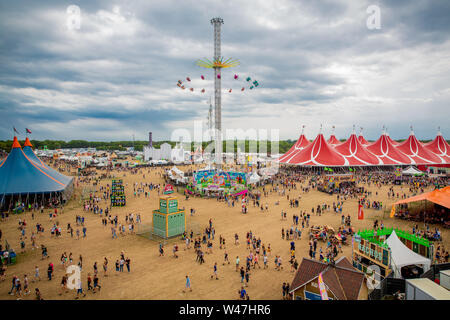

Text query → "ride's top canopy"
[0,137,73,196]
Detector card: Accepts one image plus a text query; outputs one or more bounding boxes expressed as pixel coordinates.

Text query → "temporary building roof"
[385,133,400,146]
[396,132,444,165]
[0,137,73,195]
[406,278,450,300]
[22,138,73,185]
[327,135,341,145]
[248,172,261,184]
[424,132,450,163]
[366,134,413,165]
[277,129,310,163]
[358,134,370,146]
[385,230,431,278]
[284,134,348,166]
[333,133,382,166]
[395,186,450,209]
[401,166,423,175]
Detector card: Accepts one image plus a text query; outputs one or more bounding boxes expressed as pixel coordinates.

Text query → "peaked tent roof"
[385,230,431,278]
[22,138,73,185]
[396,133,445,165]
[402,166,423,175]
[327,135,341,145]
[277,132,310,163]
[0,137,72,196]
[358,134,370,146]
[366,134,413,165]
[385,133,400,146]
[284,134,348,166]
[424,133,450,163]
[334,134,382,166]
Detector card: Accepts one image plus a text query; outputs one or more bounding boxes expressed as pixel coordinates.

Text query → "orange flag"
[390,205,396,218]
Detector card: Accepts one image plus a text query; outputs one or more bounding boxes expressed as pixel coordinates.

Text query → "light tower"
[197,17,239,170]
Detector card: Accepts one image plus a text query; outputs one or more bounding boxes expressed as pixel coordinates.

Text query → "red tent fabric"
[385,134,399,146]
[358,134,369,146]
[366,134,413,165]
[278,133,310,163]
[396,133,445,165]
[327,135,340,145]
[424,133,450,163]
[334,134,382,166]
[284,134,347,166]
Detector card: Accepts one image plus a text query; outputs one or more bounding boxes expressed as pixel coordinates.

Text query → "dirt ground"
[0,164,448,300]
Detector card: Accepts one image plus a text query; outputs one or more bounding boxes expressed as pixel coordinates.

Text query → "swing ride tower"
[197,18,239,169]
[212,18,223,168]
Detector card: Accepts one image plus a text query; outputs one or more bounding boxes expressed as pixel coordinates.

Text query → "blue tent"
[22,137,72,186]
[0,137,73,196]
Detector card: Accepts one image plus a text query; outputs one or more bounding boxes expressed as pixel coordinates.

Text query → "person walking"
[184,275,192,293]
[211,262,219,280]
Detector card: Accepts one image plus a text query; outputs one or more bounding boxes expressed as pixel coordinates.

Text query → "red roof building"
[289,257,366,300]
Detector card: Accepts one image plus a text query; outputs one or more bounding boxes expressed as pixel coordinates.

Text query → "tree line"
[0,139,297,154]
[0,138,441,154]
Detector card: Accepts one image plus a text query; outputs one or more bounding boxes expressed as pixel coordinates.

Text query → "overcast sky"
[0,0,449,142]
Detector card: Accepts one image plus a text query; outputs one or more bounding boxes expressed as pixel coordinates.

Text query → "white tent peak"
[384,230,431,278]
[402,166,423,175]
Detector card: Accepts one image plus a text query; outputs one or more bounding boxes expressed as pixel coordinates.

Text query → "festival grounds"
[0,165,448,300]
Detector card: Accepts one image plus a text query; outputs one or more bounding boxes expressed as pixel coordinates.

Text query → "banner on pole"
[318,272,329,300]
[358,204,364,220]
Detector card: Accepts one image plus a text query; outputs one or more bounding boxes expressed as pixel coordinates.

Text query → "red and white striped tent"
[334,133,382,166]
[278,128,449,167]
[424,131,450,163]
[396,130,445,165]
[277,126,310,163]
[284,133,348,166]
[357,128,370,146]
[327,126,341,145]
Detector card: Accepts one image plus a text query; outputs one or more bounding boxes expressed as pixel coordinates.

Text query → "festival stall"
[353,228,433,281]
[187,169,248,197]
[152,191,185,239]
[317,174,355,194]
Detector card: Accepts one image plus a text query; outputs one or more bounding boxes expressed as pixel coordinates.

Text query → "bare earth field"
[0,165,448,300]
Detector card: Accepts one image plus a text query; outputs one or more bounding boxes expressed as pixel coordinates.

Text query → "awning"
[395,186,450,209]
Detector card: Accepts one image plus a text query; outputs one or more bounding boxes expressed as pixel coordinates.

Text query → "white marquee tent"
[402,166,424,175]
[385,230,431,278]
